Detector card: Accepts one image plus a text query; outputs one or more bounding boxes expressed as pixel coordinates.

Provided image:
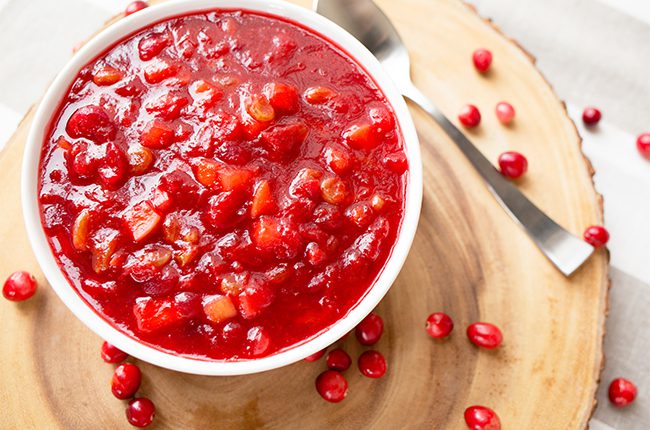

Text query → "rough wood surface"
[0,0,608,428]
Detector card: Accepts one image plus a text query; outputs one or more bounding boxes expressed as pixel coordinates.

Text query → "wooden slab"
[0,0,608,428]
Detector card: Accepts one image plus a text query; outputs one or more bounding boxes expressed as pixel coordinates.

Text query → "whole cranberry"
[497,151,528,179]
[636,132,650,159]
[358,350,387,378]
[304,348,326,362]
[426,312,454,339]
[221,321,245,345]
[495,102,515,125]
[472,48,493,73]
[101,341,129,364]
[125,1,148,16]
[315,370,348,403]
[459,104,481,128]
[608,378,637,407]
[355,312,384,346]
[3,271,37,301]
[326,348,352,372]
[126,397,156,428]
[464,405,501,430]
[111,363,142,400]
[467,322,503,349]
[583,225,609,248]
[66,105,115,143]
[582,107,602,126]
[245,326,271,357]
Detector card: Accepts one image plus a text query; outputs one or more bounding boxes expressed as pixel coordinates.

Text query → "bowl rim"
[22,0,422,375]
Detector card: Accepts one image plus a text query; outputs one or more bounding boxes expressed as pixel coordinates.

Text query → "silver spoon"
[315,0,594,276]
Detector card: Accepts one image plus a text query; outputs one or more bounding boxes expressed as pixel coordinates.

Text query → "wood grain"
[0,0,608,428]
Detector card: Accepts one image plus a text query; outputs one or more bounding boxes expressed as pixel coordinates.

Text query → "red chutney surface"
[39,10,408,360]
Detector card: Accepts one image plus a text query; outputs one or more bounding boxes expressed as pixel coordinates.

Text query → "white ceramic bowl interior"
[22,0,422,375]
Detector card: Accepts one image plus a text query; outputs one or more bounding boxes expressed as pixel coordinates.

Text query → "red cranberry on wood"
[472,49,493,73]
[358,350,387,378]
[495,102,515,125]
[315,370,348,403]
[497,151,528,179]
[326,348,352,372]
[426,312,454,339]
[583,225,609,248]
[126,397,156,428]
[464,405,501,430]
[2,271,37,301]
[467,322,503,349]
[111,363,142,400]
[101,341,129,364]
[459,104,481,128]
[355,312,384,346]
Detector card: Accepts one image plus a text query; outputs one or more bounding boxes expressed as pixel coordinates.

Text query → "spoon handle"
[401,83,593,276]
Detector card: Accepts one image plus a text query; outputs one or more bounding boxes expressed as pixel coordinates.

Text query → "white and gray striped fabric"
[0,0,647,428]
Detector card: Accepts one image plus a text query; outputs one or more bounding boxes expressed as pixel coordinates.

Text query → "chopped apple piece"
[57,136,72,151]
[93,66,124,86]
[141,121,174,149]
[320,177,347,205]
[263,82,299,114]
[124,201,161,242]
[246,96,275,122]
[143,59,177,84]
[251,216,283,250]
[195,158,222,187]
[251,180,276,218]
[220,272,248,296]
[203,294,238,324]
[72,209,91,251]
[343,123,378,151]
[127,145,154,174]
[162,214,181,243]
[218,167,254,192]
[182,227,200,243]
[371,194,386,212]
[304,86,335,104]
[323,146,352,175]
[175,243,199,267]
[90,228,119,273]
[133,297,180,333]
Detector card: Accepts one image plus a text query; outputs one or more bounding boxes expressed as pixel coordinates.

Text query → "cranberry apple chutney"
[38,10,408,360]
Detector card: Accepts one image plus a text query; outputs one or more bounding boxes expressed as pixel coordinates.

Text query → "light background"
[0,0,648,428]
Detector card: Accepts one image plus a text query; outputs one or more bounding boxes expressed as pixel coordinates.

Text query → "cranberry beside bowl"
[22,0,421,375]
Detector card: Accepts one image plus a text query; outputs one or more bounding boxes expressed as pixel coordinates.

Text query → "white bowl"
[22,0,422,375]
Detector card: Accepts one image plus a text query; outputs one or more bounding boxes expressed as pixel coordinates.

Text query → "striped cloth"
[0,0,647,428]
